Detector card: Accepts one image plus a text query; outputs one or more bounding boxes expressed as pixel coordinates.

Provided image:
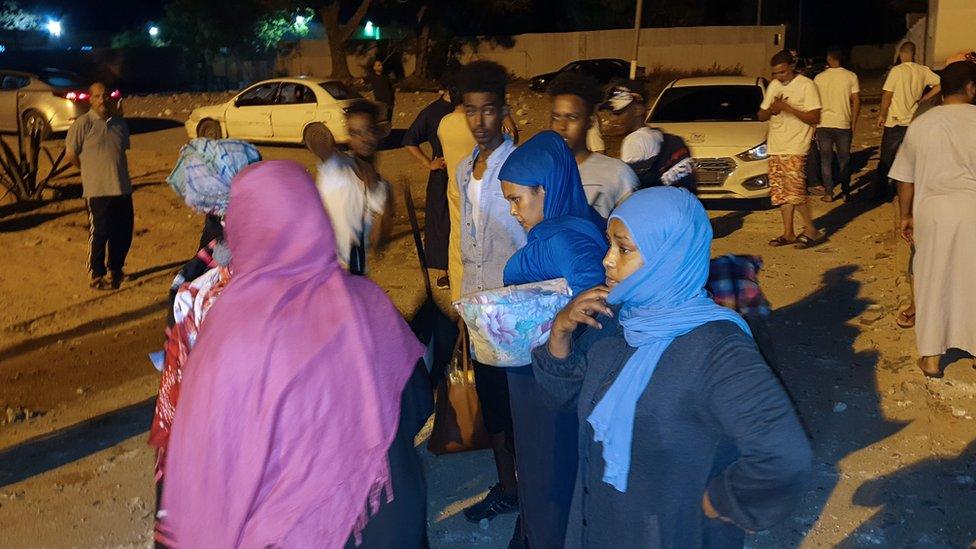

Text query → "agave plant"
[0,99,70,202]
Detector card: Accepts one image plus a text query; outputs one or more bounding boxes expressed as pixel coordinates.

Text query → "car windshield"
[318,81,362,100]
[648,85,764,123]
[37,69,85,88]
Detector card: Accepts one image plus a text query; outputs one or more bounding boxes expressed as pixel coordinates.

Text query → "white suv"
[645,76,770,200]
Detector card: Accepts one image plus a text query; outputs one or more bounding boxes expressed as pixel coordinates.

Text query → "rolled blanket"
[166,138,261,215]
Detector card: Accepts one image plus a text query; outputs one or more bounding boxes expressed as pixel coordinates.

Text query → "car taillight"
[110,89,121,99]
[56,90,90,102]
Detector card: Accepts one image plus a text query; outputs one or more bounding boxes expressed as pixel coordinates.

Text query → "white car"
[185,77,385,145]
[645,76,770,200]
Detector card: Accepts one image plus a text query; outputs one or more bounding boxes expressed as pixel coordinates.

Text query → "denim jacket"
[456,138,527,296]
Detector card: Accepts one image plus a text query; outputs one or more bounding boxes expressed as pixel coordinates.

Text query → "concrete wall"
[276,40,416,78]
[851,43,899,71]
[926,0,976,68]
[458,26,787,78]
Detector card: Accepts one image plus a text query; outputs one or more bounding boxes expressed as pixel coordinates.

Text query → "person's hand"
[876,115,886,129]
[702,491,721,520]
[900,215,914,244]
[769,98,788,115]
[430,157,446,171]
[549,286,612,358]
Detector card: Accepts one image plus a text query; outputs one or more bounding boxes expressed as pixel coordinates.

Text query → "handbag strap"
[402,184,434,301]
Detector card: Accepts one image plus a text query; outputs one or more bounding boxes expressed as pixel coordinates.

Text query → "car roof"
[252,77,344,86]
[669,76,764,87]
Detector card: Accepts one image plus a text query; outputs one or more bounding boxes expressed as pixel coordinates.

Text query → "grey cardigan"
[532,316,811,548]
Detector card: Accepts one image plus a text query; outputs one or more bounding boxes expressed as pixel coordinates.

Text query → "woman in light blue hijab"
[532,187,811,548]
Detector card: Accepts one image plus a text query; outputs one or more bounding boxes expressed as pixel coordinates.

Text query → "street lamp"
[295,15,306,26]
[46,19,62,38]
[148,25,160,38]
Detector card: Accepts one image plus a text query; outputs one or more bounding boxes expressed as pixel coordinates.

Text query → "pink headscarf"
[162,161,424,548]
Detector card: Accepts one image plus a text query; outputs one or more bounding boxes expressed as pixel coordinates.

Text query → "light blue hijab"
[587,187,751,492]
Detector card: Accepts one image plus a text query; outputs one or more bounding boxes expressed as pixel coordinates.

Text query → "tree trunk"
[319,3,351,80]
[415,24,431,79]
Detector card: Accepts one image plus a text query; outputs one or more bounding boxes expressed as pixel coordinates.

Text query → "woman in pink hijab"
[161,161,426,548]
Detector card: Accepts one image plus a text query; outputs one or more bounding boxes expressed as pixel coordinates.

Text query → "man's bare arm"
[65,150,81,170]
[850,92,861,133]
[878,90,893,127]
[920,85,942,104]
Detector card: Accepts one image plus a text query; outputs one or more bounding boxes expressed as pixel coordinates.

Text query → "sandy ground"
[1,80,975,548]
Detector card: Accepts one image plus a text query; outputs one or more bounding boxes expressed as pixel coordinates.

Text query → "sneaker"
[436,275,450,290]
[463,483,518,523]
[89,276,112,291]
[110,271,124,290]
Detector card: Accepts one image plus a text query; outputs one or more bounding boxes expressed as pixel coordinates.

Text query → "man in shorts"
[759,50,823,249]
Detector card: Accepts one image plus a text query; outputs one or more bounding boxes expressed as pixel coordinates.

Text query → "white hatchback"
[646,76,771,200]
[185,77,386,145]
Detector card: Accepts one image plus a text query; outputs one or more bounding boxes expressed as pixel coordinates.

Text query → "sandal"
[794,233,824,249]
[896,308,916,329]
[768,236,796,247]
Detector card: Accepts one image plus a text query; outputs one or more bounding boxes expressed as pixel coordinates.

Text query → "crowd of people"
[58,39,973,547]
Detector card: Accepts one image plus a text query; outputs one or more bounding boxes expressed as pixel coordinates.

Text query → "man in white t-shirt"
[546,72,638,217]
[876,41,941,200]
[813,48,860,202]
[759,50,823,249]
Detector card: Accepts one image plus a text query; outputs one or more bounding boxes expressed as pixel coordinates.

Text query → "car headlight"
[742,174,770,190]
[736,142,768,162]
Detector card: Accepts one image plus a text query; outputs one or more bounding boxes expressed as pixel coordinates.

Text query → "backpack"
[627,130,697,193]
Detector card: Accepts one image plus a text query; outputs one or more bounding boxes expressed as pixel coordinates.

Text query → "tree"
[318,0,374,79]
[0,1,40,31]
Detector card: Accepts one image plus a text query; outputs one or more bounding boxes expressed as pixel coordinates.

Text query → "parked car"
[645,76,770,200]
[529,58,633,92]
[0,68,119,139]
[185,77,386,146]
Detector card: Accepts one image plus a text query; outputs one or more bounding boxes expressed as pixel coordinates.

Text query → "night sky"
[35,0,913,56]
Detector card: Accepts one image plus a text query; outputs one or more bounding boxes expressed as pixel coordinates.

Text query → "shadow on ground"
[751,265,909,546]
[0,398,155,487]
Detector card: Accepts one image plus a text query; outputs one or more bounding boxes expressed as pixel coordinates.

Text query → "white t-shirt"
[620,127,663,163]
[814,67,860,129]
[578,153,639,218]
[316,153,388,269]
[467,174,484,231]
[882,62,941,127]
[761,74,821,155]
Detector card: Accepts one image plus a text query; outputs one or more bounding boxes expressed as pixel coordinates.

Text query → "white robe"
[890,103,976,356]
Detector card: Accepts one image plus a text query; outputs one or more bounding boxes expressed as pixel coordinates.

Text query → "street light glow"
[295,15,306,26]
[46,19,62,37]
[149,25,160,37]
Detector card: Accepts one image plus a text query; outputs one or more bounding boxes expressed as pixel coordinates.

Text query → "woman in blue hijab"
[496,130,608,548]
[533,187,811,548]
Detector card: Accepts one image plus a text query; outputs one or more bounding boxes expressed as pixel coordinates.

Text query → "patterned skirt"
[768,154,808,205]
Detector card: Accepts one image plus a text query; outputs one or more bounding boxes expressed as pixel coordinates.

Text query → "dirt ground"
[1,80,975,548]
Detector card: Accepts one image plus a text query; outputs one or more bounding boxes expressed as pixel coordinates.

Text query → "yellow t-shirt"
[437,110,476,301]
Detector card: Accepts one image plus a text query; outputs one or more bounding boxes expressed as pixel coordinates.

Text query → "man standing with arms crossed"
[454,60,525,525]
[876,41,941,201]
[66,82,133,290]
[813,47,860,202]
[759,50,823,249]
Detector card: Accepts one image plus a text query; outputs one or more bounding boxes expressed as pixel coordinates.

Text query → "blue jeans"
[815,127,853,195]
[877,125,908,198]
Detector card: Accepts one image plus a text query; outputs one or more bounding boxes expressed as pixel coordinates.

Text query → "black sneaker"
[463,483,518,523]
[110,271,124,290]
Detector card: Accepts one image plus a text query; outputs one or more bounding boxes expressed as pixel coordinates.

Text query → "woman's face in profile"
[603,217,644,289]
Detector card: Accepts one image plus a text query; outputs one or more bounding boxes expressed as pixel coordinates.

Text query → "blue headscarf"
[587,187,752,492]
[500,131,606,294]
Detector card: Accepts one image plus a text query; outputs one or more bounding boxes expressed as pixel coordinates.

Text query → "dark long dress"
[346,361,433,548]
[532,315,811,548]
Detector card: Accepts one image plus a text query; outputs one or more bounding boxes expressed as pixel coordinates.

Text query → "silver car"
[0,68,120,139]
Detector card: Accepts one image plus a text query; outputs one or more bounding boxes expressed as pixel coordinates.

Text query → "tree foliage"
[0,1,40,31]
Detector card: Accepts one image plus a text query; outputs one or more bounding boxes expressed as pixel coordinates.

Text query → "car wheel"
[303,123,334,158]
[197,119,222,139]
[21,110,51,140]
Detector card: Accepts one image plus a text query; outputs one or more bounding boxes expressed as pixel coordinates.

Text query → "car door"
[0,73,22,132]
[270,83,317,141]
[223,82,278,139]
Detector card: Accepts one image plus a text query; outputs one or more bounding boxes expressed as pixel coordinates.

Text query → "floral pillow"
[454,278,572,367]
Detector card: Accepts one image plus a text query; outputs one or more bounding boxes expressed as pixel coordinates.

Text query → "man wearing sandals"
[890,61,976,378]
[759,50,823,249]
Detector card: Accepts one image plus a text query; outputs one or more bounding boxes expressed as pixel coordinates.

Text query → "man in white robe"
[891,61,976,377]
